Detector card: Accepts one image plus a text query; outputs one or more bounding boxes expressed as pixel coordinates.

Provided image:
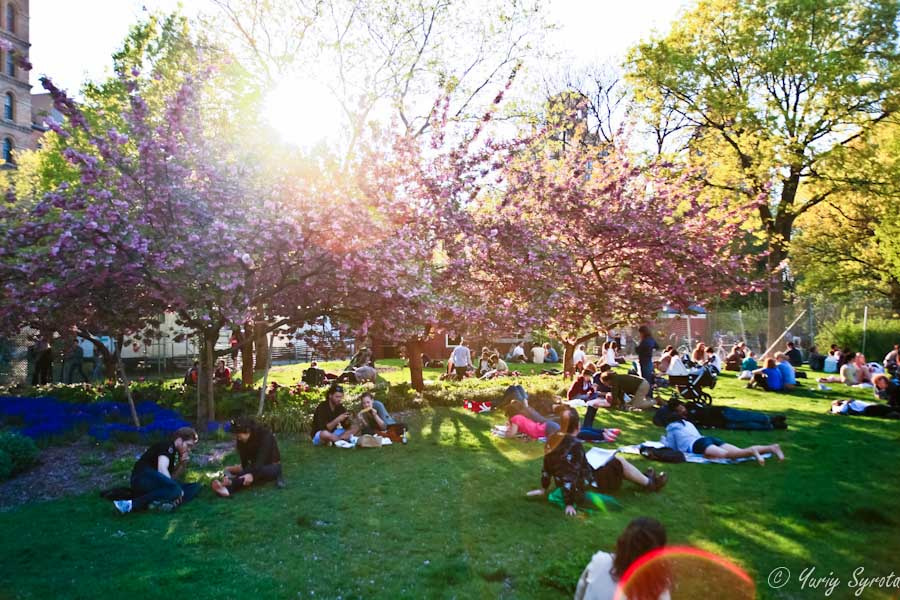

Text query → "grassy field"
[2,366,899,599]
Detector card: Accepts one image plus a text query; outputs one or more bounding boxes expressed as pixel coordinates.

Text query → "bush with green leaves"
[816,314,900,361]
[0,431,39,478]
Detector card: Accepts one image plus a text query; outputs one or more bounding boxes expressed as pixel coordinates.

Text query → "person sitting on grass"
[502,401,561,440]
[572,344,587,372]
[747,358,784,391]
[575,517,670,600]
[510,341,528,363]
[544,343,559,363]
[774,352,798,391]
[853,353,873,384]
[480,353,511,379]
[741,351,758,372]
[818,351,860,385]
[785,341,803,367]
[663,400,784,465]
[213,359,232,386]
[211,417,284,497]
[873,373,900,408]
[808,345,827,371]
[311,384,358,446]
[600,370,654,411]
[356,391,397,435]
[705,346,723,372]
[690,343,707,366]
[884,344,899,375]
[114,427,198,514]
[568,370,599,401]
[656,346,676,374]
[525,408,668,516]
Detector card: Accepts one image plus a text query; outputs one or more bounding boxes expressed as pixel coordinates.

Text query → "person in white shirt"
[572,344,587,369]
[511,342,527,363]
[575,517,670,600]
[448,342,472,380]
[531,344,546,364]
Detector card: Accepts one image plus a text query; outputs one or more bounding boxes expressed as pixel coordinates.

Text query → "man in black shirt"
[785,341,803,367]
[311,384,358,446]
[114,427,198,514]
[211,417,284,497]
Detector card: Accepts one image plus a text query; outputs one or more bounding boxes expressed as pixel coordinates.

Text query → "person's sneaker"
[646,471,668,492]
[113,499,132,514]
[276,475,286,489]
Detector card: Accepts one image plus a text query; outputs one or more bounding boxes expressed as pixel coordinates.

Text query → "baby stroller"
[668,363,718,405]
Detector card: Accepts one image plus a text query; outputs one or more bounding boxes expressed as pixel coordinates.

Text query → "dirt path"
[0,438,233,511]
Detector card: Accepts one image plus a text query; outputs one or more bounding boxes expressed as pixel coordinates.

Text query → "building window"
[3,138,13,163]
[3,92,11,120]
[6,4,14,34]
[5,51,13,77]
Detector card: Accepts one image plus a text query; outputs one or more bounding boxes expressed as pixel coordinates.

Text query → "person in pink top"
[502,403,561,439]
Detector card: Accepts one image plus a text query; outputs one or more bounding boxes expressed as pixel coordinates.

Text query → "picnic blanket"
[619,441,772,464]
[491,424,546,443]
[334,436,393,449]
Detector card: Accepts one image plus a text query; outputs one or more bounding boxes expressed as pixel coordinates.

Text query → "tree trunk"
[257,331,275,417]
[241,321,255,387]
[255,320,269,371]
[889,279,900,313]
[562,341,575,379]
[198,328,218,424]
[766,242,788,354]
[407,339,424,392]
[113,334,140,427]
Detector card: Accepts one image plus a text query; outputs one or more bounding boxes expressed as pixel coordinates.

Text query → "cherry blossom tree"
[494,126,761,374]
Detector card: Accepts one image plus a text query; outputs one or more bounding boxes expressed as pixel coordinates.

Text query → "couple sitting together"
[310,385,404,446]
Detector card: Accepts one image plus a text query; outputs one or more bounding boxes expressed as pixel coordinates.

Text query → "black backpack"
[640,445,685,463]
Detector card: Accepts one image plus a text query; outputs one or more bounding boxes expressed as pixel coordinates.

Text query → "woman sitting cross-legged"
[663,400,785,465]
[525,408,667,516]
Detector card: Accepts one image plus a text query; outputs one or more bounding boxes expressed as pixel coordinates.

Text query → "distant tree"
[628,0,900,346]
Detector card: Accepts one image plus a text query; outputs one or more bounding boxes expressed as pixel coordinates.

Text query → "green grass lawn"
[2,368,899,599]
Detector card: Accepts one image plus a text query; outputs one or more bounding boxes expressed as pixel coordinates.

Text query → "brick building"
[0,0,31,166]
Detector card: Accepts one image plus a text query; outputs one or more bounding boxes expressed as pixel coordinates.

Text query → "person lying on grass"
[575,517,670,600]
[311,384,358,446]
[502,400,561,439]
[662,400,785,465]
[526,408,667,516]
[114,427,198,514]
[211,417,284,498]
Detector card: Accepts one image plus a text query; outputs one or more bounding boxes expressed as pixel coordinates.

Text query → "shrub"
[0,431,40,476]
[816,314,900,361]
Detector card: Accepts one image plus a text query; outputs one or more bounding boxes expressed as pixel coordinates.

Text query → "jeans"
[64,361,89,383]
[228,463,282,493]
[130,467,183,511]
[372,400,396,426]
[721,407,772,431]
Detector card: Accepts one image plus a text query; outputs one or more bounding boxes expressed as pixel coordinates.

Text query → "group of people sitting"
[113,384,406,514]
[113,417,285,514]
